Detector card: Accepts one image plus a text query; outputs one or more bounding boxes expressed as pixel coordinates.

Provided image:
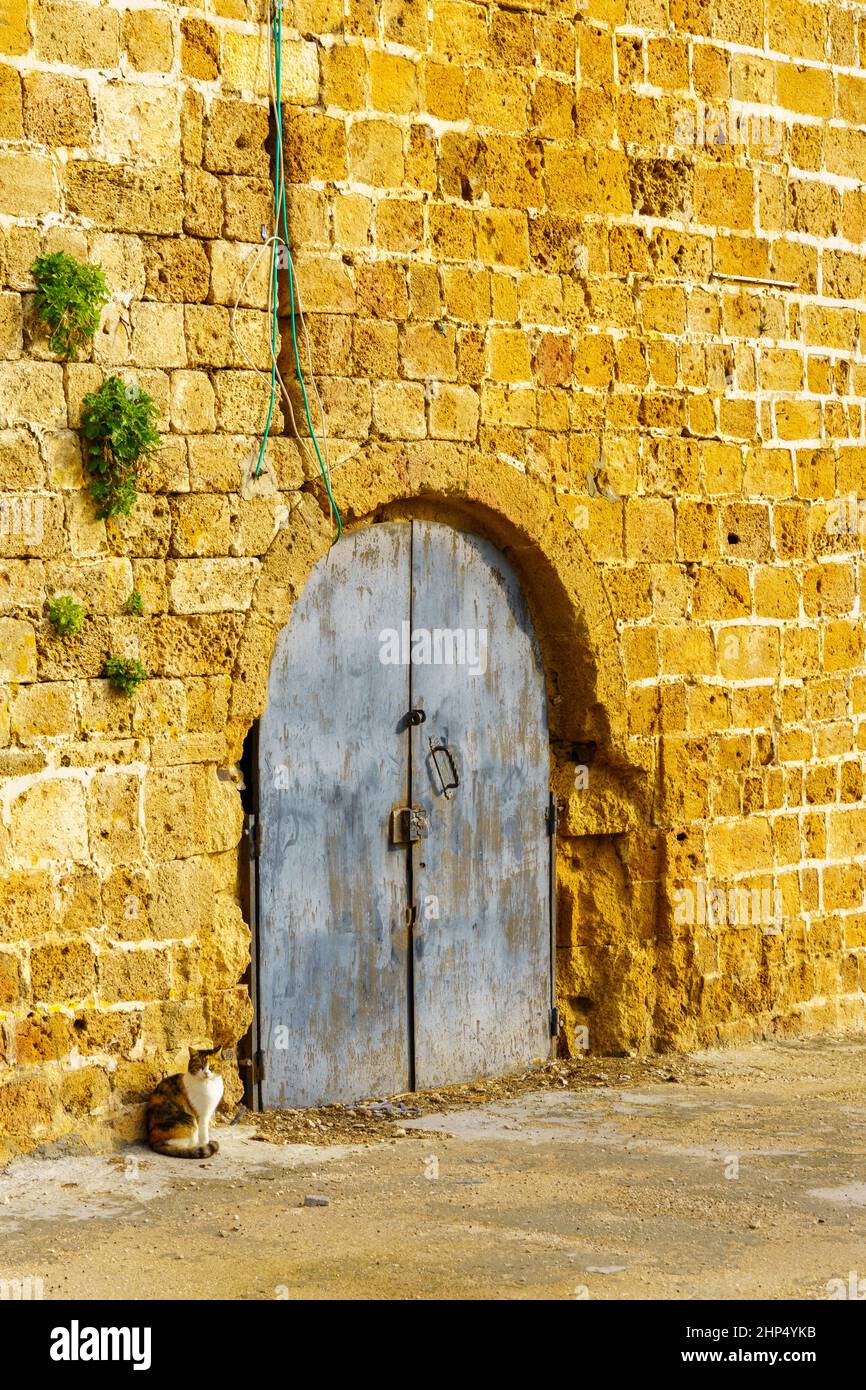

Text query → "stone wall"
[1,0,865,1159]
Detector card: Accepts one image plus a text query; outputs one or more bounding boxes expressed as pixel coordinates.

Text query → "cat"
[146,1047,224,1159]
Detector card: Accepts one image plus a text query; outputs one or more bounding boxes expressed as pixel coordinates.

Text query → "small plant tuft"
[104,655,148,698]
[124,590,145,617]
[80,376,161,519]
[47,595,86,637]
[31,251,109,360]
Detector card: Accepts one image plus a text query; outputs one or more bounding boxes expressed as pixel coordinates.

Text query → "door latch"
[389,804,429,844]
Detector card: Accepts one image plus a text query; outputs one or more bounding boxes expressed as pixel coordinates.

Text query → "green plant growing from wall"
[47,595,86,636]
[124,590,145,617]
[80,376,161,519]
[31,252,109,360]
[104,655,148,697]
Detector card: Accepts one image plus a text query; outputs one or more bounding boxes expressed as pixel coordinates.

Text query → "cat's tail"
[149,1140,219,1159]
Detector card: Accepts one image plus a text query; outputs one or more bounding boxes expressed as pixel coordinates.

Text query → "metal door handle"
[429,737,459,799]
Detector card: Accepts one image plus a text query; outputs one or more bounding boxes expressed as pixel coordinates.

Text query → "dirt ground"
[1,1037,864,1300]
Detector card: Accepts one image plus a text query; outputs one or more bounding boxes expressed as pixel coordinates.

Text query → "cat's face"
[188,1047,221,1077]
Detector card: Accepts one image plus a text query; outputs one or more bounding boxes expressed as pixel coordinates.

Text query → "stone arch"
[233,445,630,756]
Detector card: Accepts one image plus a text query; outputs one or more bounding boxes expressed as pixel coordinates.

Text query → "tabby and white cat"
[146,1048,224,1159]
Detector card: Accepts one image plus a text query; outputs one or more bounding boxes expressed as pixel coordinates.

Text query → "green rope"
[256,2,342,541]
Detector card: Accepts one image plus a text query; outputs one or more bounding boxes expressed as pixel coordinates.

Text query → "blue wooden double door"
[256,521,552,1107]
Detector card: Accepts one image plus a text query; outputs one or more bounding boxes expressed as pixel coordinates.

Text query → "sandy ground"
[1,1037,864,1301]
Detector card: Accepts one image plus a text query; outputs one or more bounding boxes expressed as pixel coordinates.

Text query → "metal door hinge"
[547,793,558,837]
[245,813,262,860]
[549,1007,560,1038]
[239,1050,265,1084]
[389,804,428,844]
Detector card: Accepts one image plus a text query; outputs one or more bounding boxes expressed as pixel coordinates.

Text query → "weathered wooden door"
[257,521,551,1108]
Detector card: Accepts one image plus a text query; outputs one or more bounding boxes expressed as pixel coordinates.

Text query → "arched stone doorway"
[228,449,651,1094]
